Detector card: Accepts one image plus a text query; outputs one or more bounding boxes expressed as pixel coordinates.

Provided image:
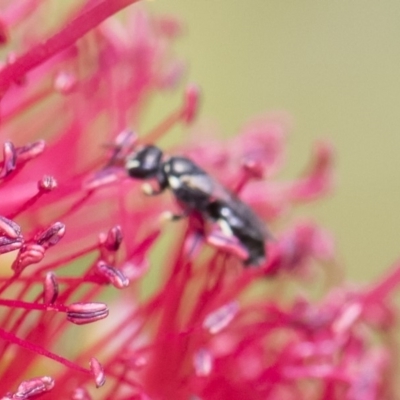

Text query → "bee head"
[125,145,163,179]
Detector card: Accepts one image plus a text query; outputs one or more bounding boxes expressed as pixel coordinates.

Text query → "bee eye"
[125,145,163,179]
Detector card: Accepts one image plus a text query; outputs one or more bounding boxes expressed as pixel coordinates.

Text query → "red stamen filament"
[7,191,45,219]
[364,260,400,304]
[0,0,141,97]
[0,298,67,312]
[141,108,185,144]
[0,327,90,374]
[1,87,54,124]
[233,169,253,194]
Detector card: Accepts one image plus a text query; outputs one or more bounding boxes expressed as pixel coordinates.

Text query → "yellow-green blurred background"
[147,0,400,283]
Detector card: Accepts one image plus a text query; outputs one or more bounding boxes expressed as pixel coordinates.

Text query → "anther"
[203,301,239,334]
[67,302,109,325]
[0,216,21,238]
[43,272,59,305]
[95,261,129,289]
[193,348,213,377]
[0,236,23,254]
[114,130,137,150]
[83,168,121,190]
[90,357,106,388]
[38,175,57,192]
[12,244,45,273]
[35,222,65,248]
[15,140,46,163]
[332,302,362,335]
[0,141,16,178]
[99,225,123,252]
[15,376,55,397]
[108,130,138,163]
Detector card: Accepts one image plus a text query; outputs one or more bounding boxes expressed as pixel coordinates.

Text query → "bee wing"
[191,177,270,241]
[180,173,215,197]
[181,173,240,206]
[180,172,270,241]
[221,192,271,241]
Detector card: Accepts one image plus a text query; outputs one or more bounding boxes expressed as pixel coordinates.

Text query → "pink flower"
[0,1,399,399]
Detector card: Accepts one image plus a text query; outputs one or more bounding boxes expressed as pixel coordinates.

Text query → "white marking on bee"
[172,159,190,173]
[218,219,234,237]
[220,207,231,218]
[168,176,181,189]
[125,159,140,170]
[141,183,155,195]
[159,210,175,222]
[220,206,241,228]
[181,174,213,193]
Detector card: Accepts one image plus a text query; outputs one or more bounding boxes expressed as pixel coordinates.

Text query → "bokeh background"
[147,0,400,283]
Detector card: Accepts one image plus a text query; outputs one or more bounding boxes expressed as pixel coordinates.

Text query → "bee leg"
[141,183,164,196]
[141,172,168,196]
[206,223,249,262]
[160,210,189,222]
[216,218,233,237]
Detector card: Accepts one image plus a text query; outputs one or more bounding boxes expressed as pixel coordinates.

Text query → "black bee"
[125,145,269,266]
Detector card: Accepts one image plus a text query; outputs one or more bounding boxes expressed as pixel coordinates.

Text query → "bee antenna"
[184,229,203,261]
[104,130,138,168]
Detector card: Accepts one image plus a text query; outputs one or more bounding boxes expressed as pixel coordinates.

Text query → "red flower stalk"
[0,1,399,399]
